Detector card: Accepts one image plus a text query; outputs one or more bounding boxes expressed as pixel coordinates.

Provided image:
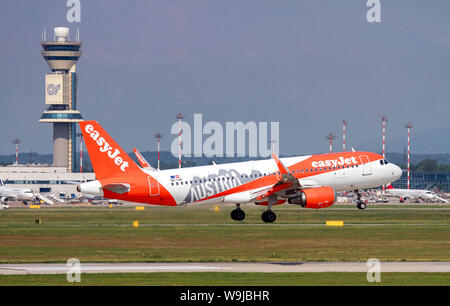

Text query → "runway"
[1,262,449,275]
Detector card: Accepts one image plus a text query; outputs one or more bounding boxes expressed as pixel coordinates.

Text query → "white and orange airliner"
[77,121,402,222]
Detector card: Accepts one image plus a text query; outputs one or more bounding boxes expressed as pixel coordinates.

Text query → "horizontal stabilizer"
[103,183,130,194]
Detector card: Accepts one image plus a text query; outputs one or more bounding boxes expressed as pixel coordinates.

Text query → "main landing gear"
[230,203,278,223]
[231,204,245,221]
[355,190,367,210]
[261,194,277,223]
[261,210,276,223]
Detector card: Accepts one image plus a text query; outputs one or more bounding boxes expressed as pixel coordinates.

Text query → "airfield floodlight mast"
[342,120,347,152]
[175,113,184,169]
[404,123,413,189]
[12,139,21,165]
[76,133,83,173]
[325,133,336,153]
[154,133,163,170]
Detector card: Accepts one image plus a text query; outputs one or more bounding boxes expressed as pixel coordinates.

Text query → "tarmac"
[0,262,449,275]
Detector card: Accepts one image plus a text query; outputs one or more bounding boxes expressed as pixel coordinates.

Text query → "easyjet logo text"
[312,156,358,168]
[85,124,129,172]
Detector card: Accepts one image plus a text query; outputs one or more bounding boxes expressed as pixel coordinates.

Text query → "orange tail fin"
[79,121,141,179]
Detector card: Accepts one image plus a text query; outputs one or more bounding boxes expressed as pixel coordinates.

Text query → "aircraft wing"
[251,153,320,201]
[0,191,18,202]
[400,194,415,200]
[435,196,448,203]
[271,153,301,187]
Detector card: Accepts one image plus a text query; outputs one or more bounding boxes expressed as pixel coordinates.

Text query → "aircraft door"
[148,176,160,196]
[359,155,373,176]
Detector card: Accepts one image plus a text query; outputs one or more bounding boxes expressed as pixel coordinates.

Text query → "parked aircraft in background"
[133,148,156,171]
[0,178,35,204]
[77,120,402,222]
[384,184,448,203]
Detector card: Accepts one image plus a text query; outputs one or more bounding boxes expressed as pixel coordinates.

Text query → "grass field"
[1,272,449,286]
[0,204,449,263]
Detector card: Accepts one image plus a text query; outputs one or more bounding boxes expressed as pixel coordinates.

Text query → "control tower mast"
[39,27,84,172]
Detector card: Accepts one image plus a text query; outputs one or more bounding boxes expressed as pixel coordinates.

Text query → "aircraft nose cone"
[392,164,402,180]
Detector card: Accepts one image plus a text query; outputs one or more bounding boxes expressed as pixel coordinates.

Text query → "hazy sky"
[0,0,449,156]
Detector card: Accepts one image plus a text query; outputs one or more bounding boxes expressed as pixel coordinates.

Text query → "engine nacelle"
[0,197,8,203]
[287,186,335,209]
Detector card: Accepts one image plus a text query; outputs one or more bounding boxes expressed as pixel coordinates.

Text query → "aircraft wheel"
[357,202,367,210]
[231,208,245,221]
[261,210,276,223]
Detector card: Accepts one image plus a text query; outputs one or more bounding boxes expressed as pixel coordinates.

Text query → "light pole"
[404,123,413,189]
[175,113,184,168]
[76,133,83,173]
[12,139,20,165]
[342,120,347,152]
[154,133,163,170]
[325,133,336,153]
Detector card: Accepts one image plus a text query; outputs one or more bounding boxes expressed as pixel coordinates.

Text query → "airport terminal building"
[0,164,95,198]
[393,171,450,192]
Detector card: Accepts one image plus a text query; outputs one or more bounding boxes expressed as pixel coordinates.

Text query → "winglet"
[272,153,289,175]
[386,184,394,190]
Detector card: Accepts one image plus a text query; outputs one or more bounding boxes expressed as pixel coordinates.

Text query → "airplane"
[0,178,35,205]
[384,184,448,203]
[77,120,403,223]
[133,148,156,171]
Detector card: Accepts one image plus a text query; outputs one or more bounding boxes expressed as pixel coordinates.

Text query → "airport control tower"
[39,27,83,172]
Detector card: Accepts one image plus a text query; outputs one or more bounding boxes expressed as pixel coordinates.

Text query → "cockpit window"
[380,160,385,165]
[384,159,389,164]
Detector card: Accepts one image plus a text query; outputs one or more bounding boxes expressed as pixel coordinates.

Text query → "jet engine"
[287,186,335,209]
[0,197,8,204]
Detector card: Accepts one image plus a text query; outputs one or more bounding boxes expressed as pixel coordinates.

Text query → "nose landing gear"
[355,190,367,210]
